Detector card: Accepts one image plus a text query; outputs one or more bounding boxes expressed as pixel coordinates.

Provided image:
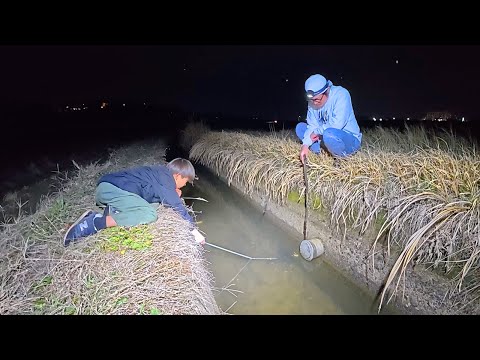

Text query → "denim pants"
[295,122,361,157]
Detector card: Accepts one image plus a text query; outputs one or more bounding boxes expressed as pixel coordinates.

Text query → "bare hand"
[310,133,320,142]
[300,145,310,165]
[176,188,182,197]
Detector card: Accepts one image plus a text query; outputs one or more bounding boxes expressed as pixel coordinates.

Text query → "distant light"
[407,117,410,120]
[372,117,376,121]
[274,120,277,123]
[285,79,289,82]
[462,117,465,122]
[393,117,396,120]
[379,118,383,121]
[395,59,399,64]
[123,104,126,107]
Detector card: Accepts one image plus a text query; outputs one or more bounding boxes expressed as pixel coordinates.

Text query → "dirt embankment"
[1,139,221,315]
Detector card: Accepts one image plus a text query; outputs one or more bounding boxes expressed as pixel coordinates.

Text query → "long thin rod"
[205,242,276,260]
[303,159,309,240]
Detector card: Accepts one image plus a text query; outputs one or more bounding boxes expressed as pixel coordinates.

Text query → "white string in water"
[205,242,277,261]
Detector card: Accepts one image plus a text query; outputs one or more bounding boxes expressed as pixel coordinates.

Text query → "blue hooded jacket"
[97,165,194,225]
[302,80,362,147]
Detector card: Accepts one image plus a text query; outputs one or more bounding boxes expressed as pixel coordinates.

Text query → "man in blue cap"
[296,74,362,164]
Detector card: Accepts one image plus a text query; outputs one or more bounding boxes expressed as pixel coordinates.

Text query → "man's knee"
[324,128,360,156]
[322,129,346,157]
[295,122,307,139]
[323,127,339,140]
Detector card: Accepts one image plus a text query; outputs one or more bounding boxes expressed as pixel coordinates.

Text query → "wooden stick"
[303,158,309,240]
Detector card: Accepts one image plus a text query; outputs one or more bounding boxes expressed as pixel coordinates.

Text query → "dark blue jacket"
[97,165,194,225]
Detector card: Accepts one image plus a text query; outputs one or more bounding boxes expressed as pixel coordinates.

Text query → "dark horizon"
[1,45,480,123]
[1,44,480,196]
[0,102,477,200]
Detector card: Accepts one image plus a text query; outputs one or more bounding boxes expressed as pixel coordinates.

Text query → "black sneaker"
[63,210,101,246]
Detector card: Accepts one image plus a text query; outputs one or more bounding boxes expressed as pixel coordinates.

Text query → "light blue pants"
[295,122,361,157]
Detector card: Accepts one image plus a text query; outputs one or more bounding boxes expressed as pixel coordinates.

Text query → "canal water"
[183,165,398,315]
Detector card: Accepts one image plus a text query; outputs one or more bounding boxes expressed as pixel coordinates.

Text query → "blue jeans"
[295,122,361,157]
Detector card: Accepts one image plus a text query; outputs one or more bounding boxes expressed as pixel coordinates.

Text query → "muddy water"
[183,166,398,315]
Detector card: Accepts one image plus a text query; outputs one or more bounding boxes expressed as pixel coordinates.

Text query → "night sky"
[1,45,480,122]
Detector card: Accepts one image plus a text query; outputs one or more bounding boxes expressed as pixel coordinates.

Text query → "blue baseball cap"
[305,74,329,99]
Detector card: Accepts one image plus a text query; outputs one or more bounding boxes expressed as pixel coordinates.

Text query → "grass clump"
[100,225,153,254]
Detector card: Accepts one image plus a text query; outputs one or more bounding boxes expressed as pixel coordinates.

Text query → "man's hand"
[175,188,182,197]
[300,145,310,165]
[191,228,206,245]
[310,133,320,142]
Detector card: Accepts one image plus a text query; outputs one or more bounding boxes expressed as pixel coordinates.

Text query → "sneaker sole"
[63,209,93,246]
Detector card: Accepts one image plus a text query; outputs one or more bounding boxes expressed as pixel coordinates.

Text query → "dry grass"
[0,140,221,315]
[188,123,480,312]
[179,119,211,152]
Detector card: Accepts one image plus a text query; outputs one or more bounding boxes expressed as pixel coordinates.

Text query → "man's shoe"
[63,210,102,246]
